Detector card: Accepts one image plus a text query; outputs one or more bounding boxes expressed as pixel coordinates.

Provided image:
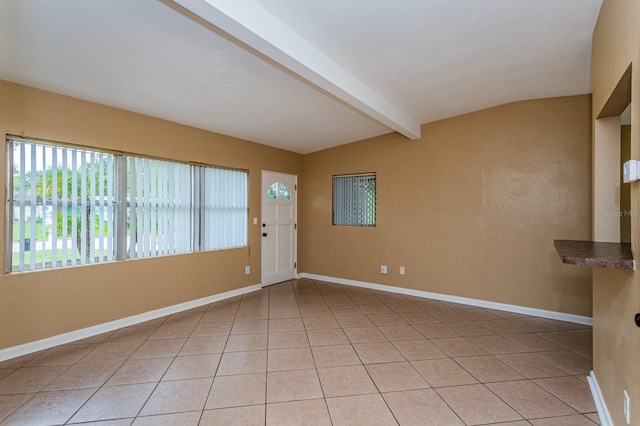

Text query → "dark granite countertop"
[554,240,635,270]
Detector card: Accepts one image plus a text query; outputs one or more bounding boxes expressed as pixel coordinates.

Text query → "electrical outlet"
[245,266,251,275]
[380,265,387,274]
[624,390,630,424]
[399,266,405,275]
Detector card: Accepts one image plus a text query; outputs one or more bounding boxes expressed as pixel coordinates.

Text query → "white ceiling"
[0,0,602,154]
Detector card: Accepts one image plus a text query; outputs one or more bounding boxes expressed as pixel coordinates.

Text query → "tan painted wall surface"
[592,1,640,424]
[0,80,303,350]
[303,96,592,316]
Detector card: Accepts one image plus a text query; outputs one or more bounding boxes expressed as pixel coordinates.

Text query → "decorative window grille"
[333,173,376,226]
[7,137,248,272]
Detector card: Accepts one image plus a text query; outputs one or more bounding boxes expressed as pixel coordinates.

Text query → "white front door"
[261,171,297,286]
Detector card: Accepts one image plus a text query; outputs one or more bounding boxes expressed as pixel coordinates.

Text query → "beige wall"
[591,1,640,424]
[303,95,592,316]
[0,80,303,350]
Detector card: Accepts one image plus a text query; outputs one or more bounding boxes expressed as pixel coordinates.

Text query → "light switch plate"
[623,160,639,183]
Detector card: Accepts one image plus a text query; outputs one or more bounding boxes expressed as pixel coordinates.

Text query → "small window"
[333,173,376,226]
[266,182,290,200]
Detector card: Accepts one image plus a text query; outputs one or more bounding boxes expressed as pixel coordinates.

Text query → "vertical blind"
[7,138,249,272]
[333,173,376,226]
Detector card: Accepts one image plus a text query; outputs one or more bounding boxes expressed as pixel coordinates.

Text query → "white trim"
[0,283,261,363]
[300,273,592,325]
[588,371,613,426]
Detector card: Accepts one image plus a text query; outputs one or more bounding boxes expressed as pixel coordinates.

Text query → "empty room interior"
[0,0,639,425]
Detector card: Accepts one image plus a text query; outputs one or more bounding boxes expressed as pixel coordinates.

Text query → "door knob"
[262,233,268,237]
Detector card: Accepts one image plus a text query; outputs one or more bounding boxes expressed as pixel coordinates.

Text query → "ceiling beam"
[172,0,421,139]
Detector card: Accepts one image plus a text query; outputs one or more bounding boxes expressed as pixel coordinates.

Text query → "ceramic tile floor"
[0,279,600,425]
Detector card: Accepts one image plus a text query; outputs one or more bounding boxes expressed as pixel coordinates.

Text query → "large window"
[6,138,248,272]
[333,173,376,226]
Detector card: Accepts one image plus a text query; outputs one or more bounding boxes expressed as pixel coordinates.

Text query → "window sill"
[554,239,635,270]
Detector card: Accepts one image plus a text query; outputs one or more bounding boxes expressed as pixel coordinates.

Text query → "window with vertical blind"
[6,137,248,272]
[333,173,376,226]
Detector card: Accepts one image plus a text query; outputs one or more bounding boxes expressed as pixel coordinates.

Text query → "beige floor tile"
[352,342,405,364]
[487,380,577,419]
[235,309,269,321]
[230,320,268,335]
[468,334,527,354]
[584,412,601,424]
[162,354,221,381]
[413,323,459,338]
[105,326,158,344]
[454,355,525,382]
[106,358,172,386]
[330,305,364,316]
[200,405,265,425]
[572,348,593,360]
[268,318,305,332]
[132,411,201,425]
[267,398,331,425]
[317,365,377,397]
[26,344,96,366]
[396,312,437,325]
[0,369,14,381]
[378,325,424,341]
[200,309,236,323]
[535,350,592,375]
[225,333,268,352]
[335,314,374,328]
[536,332,591,350]
[326,394,397,425]
[206,373,266,409]
[2,388,95,425]
[130,339,186,360]
[139,377,212,416]
[437,384,522,425]
[365,361,429,392]
[80,342,143,363]
[148,324,195,340]
[459,308,500,321]
[429,310,467,323]
[311,344,361,368]
[478,319,524,335]
[533,376,597,413]
[510,318,559,333]
[0,393,34,421]
[357,304,393,314]
[268,331,309,349]
[164,312,203,326]
[392,339,446,361]
[303,316,341,330]
[178,335,227,356]
[530,414,599,425]
[495,353,571,378]
[268,347,315,371]
[307,329,350,346]
[446,321,494,336]
[45,361,122,390]
[431,337,487,357]
[267,369,323,403]
[217,350,267,376]
[0,365,68,395]
[383,388,464,425]
[369,313,409,326]
[268,308,301,319]
[0,353,43,370]
[503,333,563,351]
[344,327,388,343]
[299,306,333,317]
[412,358,477,387]
[190,322,234,337]
[70,383,156,423]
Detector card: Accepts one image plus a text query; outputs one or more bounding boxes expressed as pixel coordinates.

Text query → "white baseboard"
[588,371,613,426]
[300,273,592,325]
[0,284,262,363]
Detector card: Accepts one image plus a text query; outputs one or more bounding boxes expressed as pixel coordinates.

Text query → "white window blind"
[7,137,249,273]
[9,140,117,272]
[202,167,248,249]
[127,158,192,259]
[333,173,376,226]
